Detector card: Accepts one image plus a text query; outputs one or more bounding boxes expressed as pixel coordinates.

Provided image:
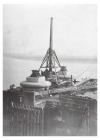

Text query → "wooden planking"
[8,103,44,136]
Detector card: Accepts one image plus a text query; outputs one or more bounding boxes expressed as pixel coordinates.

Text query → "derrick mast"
[39,17,61,77]
[49,17,53,72]
[39,17,71,87]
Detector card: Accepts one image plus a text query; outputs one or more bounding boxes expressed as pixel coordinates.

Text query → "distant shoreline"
[3,53,97,63]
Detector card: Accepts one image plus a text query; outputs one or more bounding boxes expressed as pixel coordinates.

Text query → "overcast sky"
[3,4,97,58]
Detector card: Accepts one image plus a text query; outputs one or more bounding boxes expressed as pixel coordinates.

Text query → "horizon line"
[3,53,97,63]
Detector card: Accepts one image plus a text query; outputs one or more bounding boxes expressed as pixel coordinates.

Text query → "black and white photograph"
[3,4,97,136]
